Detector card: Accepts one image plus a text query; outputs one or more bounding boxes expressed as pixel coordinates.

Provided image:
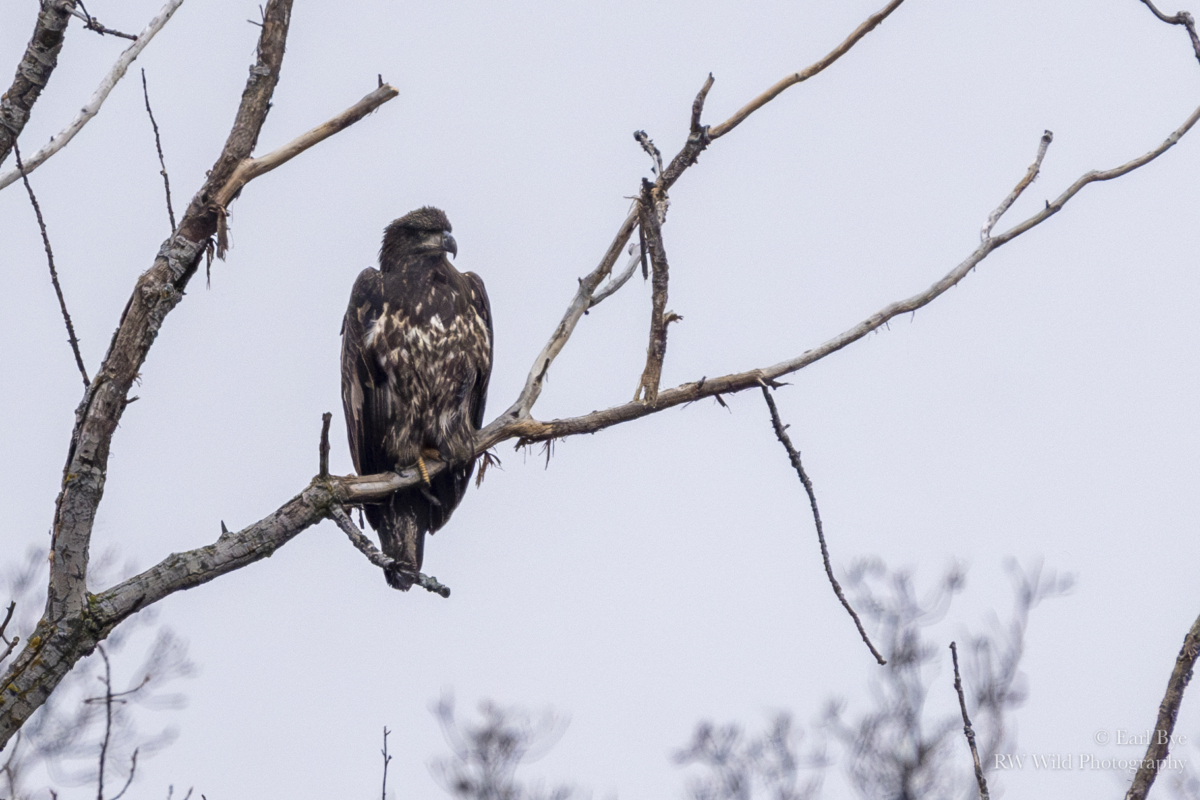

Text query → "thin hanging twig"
[11,140,89,387]
[760,385,885,665]
[140,69,176,232]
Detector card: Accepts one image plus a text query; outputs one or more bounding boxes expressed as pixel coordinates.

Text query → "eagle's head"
[380,206,457,268]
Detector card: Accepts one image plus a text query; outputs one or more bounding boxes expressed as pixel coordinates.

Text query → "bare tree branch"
[981,130,1052,241]
[481,105,1200,452]
[0,602,17,665]
[707,0,906,140]
[0,0,79,168]
[0,0,404,750]
[319,412,332,479]
[761,385,885,666]
[1125,612,1200,800]
[329,505,452,597]
[380,726,392,800]
[633,179,678,405]
[950,641,990,800]
[504,1,903,421]
[140,69,176,232]
[0,0,186,191]
[11,139,89,388]
[1139,0,1200,63]
[72,3,137,40]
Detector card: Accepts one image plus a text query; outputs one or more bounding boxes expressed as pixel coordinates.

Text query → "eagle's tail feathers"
[373,499,426,591]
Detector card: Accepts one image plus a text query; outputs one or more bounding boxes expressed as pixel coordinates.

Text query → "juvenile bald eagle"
[341,207,492,590]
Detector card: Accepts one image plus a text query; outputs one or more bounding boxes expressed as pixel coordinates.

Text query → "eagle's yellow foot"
[415,448,441,485]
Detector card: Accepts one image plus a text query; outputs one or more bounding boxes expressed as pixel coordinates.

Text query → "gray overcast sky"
[3,0,1200,797]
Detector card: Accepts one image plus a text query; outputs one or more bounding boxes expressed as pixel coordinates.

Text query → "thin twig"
[72,3,138,40]
[981,130,1052,241]
[380,726,392,800]
[708,0,906,139]
[96,645,113,800]
[591,244,642,307]
[0,602,17,664]
[0,0,186,191]
[1139,0,1200,64]
[140,69,176,232]
[108,750,138,800]
[950,641,990,800]
[12,140,90,388]
[760,385,885,665]
[319,412,331,479]
[633,179,676,405]
[1125,612,1200,800]
[328,506,451,598]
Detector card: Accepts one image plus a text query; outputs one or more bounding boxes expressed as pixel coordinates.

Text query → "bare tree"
[674,562,1070,800]
[431,697,576,800]
[3,0,1200,795]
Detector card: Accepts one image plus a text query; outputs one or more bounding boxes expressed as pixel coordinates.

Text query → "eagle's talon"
[419,485,442,507]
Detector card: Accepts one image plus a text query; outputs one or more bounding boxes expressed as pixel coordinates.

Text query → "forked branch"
[0,0,186,191]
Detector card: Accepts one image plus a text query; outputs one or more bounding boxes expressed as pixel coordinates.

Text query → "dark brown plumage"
[341,207,492,590]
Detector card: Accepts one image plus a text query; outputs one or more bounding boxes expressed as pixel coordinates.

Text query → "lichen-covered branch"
[1,0,403,751]
[0,0,78,168]
[0,0,185,191]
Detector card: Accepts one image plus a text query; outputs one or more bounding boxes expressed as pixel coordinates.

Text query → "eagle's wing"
[340,267,391,477]
[427,270,493,533]
[463,270,493,429]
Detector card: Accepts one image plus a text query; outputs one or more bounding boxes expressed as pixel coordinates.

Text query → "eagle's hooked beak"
[443,231,457,258]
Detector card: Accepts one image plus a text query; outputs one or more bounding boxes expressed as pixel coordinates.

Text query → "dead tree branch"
[761,385,885,665]
[0,0,398,749]
[0,1,78,168]
[479,104,1200,452]
[1139,0,1200,63]
[71,3,137,40]
[381,726,392,800]
[1125,612,1200,800]
[950,641,990,800]
[0,0,186,191]
[329,506,452,597]
[11,140,89,387]
[981,130,1052,240]
[707,0,905,140]
[140,69,176,232]
[505,0,902,421]
[633,179,677,405]
[0,602,17,665]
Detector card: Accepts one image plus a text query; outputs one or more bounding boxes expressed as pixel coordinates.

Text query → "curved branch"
[0,0,185,191]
